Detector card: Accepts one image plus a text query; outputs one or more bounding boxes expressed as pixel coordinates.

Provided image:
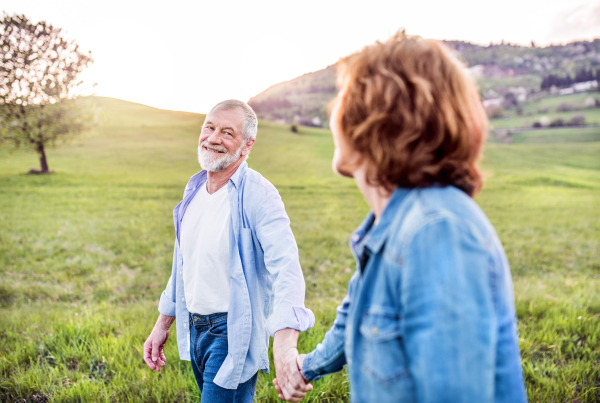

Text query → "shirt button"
[179,271,182,275]
[372,327,379,335]
[182,297,185,301]
[244,317,250,323]
[184,324,187,328]
[352,234,359,242]
[348,358,352,365]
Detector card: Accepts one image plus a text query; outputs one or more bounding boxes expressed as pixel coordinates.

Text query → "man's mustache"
[200,141,228,154]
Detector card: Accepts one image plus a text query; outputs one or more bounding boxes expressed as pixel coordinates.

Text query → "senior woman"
[274,33,527,402]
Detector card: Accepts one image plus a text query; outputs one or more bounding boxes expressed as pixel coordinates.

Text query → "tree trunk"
[37,142,49,173]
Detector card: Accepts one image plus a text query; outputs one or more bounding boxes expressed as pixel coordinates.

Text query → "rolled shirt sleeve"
[254,187,315,336]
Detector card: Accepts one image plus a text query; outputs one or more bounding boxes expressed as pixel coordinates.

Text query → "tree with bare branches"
[0,13,98,173]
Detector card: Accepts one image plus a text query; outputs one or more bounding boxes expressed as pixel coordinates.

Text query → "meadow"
[489,92,600,130]
[0,97,599,402]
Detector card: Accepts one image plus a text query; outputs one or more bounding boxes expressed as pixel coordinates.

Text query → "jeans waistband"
[190,312,228,326]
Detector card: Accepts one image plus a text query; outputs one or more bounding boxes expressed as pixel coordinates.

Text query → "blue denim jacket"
[158,161,315,389]
[302,186,527,403]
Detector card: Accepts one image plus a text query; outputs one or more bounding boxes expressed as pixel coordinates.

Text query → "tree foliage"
[540,69,600,90]
[0,13,98,173]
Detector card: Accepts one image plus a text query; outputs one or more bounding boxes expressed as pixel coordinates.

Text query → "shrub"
[569,114,585,126]
[532,122,542,128]
[485,106,504,119]
[550,118,564,127]
[556,103,575,112]
[516,105,523,115]
[290,124,298,133]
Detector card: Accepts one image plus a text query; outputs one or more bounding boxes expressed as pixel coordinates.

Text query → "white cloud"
[546,2,600,43]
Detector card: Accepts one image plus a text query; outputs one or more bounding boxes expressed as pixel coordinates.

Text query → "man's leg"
[190,313,258,403]
[232,373,258,402]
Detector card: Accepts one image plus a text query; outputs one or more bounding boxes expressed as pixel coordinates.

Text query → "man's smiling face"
[198,107,248,172]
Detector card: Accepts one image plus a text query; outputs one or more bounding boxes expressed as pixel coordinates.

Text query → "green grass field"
[1,97,599,402]
[489,93,600,130]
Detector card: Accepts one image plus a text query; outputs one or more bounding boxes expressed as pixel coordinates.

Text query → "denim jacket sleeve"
[401,215,495,403]
[301,272,358,381]
[254,187,315,336]
[157,240,178,317]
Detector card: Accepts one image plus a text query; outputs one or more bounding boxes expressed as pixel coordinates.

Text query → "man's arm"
[254,187,315,335]
[143,313,175,371]
[144,240,179,372]
[253,187,314,400]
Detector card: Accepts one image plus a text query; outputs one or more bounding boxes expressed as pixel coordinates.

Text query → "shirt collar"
[229,160,247,189]
[350,187,414,258]
[186,160,248,191]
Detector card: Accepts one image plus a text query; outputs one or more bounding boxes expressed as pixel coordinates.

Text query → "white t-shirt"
[180,182,231,315]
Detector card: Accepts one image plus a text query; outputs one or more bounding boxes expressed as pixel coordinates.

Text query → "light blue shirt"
[158,161,315,389]
[302,186,527,403]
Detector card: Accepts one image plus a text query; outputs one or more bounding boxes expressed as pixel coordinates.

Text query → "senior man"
[143,100,314,402]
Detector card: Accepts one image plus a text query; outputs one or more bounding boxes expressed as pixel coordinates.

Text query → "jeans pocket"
[359,308,409,386]
[208,319,228,339]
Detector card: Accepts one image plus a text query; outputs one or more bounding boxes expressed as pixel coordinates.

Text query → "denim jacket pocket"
[359,309,409,386]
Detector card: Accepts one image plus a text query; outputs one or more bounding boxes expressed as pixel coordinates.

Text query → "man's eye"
[225,131,232,136]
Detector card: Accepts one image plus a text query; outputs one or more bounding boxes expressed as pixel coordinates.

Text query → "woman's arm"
[301,272,358,381]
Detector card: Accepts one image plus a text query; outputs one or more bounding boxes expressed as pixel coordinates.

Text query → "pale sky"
[4,0,600,113]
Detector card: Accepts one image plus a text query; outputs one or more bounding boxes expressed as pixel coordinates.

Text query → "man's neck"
[206,157,245,194]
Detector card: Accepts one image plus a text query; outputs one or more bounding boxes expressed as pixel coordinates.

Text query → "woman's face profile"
[330,89,361,178]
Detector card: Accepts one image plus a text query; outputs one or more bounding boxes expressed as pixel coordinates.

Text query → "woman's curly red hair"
[337,32,488,197]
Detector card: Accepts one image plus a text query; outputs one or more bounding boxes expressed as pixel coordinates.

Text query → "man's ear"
[242,138,255,156]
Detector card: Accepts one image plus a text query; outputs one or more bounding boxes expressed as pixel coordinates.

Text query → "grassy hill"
[1,97,599,402]
[248,65,336,127]
[248,38,600,128]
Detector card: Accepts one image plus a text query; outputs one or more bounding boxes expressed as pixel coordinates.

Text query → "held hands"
[273,353,311,402]
[273,329,312,402]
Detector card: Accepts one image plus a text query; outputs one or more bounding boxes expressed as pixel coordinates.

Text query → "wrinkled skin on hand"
[273,329,312,402]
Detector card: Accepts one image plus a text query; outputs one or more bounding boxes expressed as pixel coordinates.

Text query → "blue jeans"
[189,312,258,402]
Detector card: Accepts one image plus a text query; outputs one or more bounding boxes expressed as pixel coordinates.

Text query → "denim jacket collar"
[350,187,414,259]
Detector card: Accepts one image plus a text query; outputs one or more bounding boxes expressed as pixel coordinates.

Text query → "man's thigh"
[191,315,257,403]
[200,372,258,403]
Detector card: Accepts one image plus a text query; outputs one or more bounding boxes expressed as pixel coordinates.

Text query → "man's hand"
[273,328,312,402]
[143,314,175,372]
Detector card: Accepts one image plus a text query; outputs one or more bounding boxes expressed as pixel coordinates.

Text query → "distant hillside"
[248,65,336,127]
[249,39,600,127]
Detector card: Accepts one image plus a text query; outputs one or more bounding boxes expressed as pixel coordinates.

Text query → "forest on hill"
[248,39,600,127]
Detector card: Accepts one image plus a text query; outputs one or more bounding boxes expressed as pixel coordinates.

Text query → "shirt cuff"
[267,306,315,337]
[158,291,176,317]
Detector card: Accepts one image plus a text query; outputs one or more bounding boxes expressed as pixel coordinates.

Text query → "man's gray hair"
[209,99,258,141]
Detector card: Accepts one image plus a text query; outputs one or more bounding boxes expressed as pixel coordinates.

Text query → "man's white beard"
[198,140,244,172]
